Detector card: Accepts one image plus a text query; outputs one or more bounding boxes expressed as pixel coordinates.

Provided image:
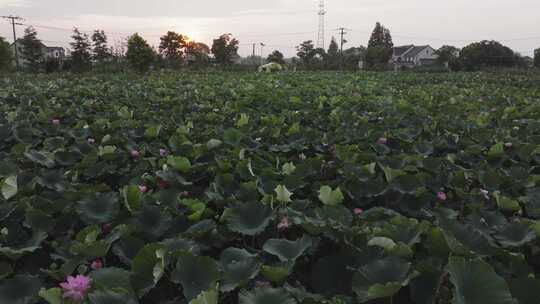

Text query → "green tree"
[0,36,12,70]
[366,22,393,68]
[20,26,44,71]
[459,40,516,71]
[92,30,111,63]
[70,28,92,71]
[535,48,540,68]
[343,46,366,70]
[435,45,461,70]
[267,50,285,64]
[159,31,186,67]
[126,33,155,72]
[325,37,340,69]
[185,41,210,66]
[211,33,239,65]
[296,40,316,67]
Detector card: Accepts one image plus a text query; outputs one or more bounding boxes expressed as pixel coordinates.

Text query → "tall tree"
[296,40,316,66]
[20,26,44,71]
[70,28,92,71]
[0,36,12,70]
[211,33,239,65]
[435,45,461,70]
[267,50,285,64]
[366,22,393,68]
[535,48,540,68]
[126,33,155,72]
[185,41,210,66]
[92,30,111,63]
[326,37,340,69]
[159,31,186,66]
[459,40,516,71]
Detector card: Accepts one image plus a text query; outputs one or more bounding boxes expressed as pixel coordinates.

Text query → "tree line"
[0,22,539,72]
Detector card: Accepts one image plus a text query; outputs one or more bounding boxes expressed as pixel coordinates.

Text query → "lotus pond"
[1,71,540,304]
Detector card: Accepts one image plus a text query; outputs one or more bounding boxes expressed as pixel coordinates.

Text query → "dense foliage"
[459,40,517,71]
[126,34,156,72]
[535,48,540,68]
[0,36,12,70]
[1,71,540,304]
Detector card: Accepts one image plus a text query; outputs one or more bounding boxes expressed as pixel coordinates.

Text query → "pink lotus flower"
[60,275,91,302]
[131,150,140,158]
[87,138,95,144]
[505,142,513,148]
[90,259,103,270]
[159,149,168,157]
[354,208,364,215]
[180,191,190,198]
[52,119,60,125]
[437,191,447,201]
[377,137,388,145]
[138,185,148,193]
[157,179,169,189]
[277,217,290,231]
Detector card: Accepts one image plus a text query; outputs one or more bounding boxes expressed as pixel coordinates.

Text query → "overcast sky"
[1,0,539,57]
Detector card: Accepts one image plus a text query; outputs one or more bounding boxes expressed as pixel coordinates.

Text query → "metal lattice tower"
[317,0,326,49]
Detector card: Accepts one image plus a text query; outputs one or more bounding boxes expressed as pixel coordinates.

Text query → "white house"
[11,39,66,66]
[391,45,438,67]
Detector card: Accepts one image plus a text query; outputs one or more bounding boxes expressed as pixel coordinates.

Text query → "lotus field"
[1,71,540,304]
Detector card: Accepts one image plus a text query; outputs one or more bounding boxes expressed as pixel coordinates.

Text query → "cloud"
[0,0,28,7]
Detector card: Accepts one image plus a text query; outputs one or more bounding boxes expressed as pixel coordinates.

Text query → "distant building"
[391,45,438,67]
[11,39,66,67]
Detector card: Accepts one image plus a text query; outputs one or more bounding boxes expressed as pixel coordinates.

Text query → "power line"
[2,15,24,69]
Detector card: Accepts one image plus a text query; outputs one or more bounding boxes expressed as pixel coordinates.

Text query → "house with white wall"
[391,45,438,67]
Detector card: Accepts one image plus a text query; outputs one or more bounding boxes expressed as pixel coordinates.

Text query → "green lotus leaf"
[263,235,312,262]
[135,205,172,238]
[54,151,81,166]
[488,142,505,157]
[377,216,430,246]
[25,150,55,168]
[0,231,47,259]
[220,248,260,291]
[227,202,272,236]
[310,254,360,296]
[479,169,502,191]
[368,237,397,250]
[318,185,344,206]
[77,192,120,225]
[275,184,293,203]
[494,222,535,247]
[38,287,61,304]
[494,193,521,212]
[130,243,166,297]
[239,288,296,304]
[0,274,41,304]
[447,257,514,304]
[391,174,422,194]
[260,263,293,283]
[206,139,223,150]
[352,257,414,302]
[144,124,162,139]
[1,175,17,200]
[438,217,498,256]
[172,253,221,301]
[0,161,17,178]
[521,188,540,218]
[122,185,142,213]
[223,128,244,146]
[167,156,191,173]
[189,285,219,304]
[88,290,138,304]
[90,267,134,295]
[25,208,54,232]
[510,277,540,304]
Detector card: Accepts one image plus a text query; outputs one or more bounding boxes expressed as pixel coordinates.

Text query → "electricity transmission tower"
[1,15,24,69]
[316,0,326,49]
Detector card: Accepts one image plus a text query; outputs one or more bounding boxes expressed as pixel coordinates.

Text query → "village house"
[391,45,438,68]
[11,39,66,67]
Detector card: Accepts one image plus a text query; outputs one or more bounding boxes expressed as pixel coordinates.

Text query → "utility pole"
[1,15,24,69]
[260,43,265,65]
[252,43,256,57]
[335,27,351,70]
